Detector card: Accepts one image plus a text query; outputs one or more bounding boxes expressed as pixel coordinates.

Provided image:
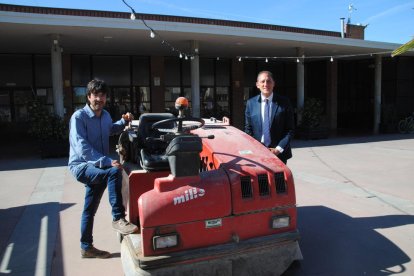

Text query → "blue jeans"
[75,164,125,250]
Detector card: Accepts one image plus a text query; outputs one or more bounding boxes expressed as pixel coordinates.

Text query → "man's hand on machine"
[112,159,123,169]
[122,112,134,122]
[122,112,134,129]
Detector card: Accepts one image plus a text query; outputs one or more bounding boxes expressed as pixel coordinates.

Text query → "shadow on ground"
[283,206,414,276]
[0,203,74,275]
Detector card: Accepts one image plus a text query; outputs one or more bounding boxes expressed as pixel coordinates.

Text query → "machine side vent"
[258,174,270,196]
[274,172,287,194]
[240,176,253,198]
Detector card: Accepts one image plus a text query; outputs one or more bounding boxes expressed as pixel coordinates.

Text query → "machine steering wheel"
[152,117,205,134]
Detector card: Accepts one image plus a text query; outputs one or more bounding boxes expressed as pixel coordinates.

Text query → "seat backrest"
[137,113,175,153]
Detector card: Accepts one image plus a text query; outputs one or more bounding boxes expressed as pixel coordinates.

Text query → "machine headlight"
[153,234,179,250]
[271,216,290,229]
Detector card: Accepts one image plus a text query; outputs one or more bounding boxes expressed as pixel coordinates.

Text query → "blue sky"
[2,0,413,44]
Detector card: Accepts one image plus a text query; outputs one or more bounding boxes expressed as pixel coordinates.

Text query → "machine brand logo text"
[173,188,205,205]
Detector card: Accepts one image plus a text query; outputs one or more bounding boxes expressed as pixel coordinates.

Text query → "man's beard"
[90,101,104,111]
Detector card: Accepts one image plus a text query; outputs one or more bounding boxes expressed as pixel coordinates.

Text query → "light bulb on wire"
[130,13,136,20]
[330,56,334,62]
[179,53,183,59]
[238,57,242,62]
[150,31,155,38]
[265,58,268,63]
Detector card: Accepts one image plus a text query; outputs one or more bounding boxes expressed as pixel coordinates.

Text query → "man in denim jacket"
[68,79,138,258]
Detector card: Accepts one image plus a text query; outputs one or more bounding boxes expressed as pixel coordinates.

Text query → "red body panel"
[193,125,296,214]
[139,169,232,227]
[141,207,296,256]
[126,170,169,224]
[126,122,297,258]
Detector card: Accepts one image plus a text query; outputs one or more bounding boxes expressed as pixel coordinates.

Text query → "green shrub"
[27,98,68,141]
[298,98,324,128]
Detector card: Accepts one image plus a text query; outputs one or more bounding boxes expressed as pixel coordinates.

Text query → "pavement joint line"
[295,171,414,215]
[307,146,414,215]
[0,166,66,276]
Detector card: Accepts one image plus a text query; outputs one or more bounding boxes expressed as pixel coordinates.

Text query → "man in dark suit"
[245,71,294,164]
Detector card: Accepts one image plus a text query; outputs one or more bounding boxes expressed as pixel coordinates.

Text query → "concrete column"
[190,41,200,117]
[296,47,305,125]
[326,60,338,130]
[373,54,382,134]
[51,38,64,117]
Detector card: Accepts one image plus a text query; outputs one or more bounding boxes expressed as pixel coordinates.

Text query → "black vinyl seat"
[137,113,175,171]
[165,135,202,177]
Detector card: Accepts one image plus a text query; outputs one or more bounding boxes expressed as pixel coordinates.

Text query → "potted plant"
[296,97,329,139]
[27,98,69,158]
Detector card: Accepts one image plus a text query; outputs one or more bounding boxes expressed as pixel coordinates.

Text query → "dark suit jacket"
[244,93,295,162]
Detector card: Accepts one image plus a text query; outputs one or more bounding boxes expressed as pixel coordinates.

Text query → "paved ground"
[0,133,413,276]
[285,134,414,276]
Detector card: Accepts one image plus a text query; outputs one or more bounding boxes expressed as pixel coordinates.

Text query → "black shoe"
[81,246,111,259]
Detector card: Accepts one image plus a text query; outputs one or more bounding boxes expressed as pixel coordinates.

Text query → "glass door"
[111,87,131,119]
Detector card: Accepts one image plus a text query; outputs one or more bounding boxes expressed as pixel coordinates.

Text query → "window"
[92,56,130,85]
[134,86,150,115]
[201,87,215,118]
[72,87,87,111]
[0,54,32,86]
[111,87,131,118]
[0,88,34,123]
[0,90,11,122]
[199,58,231,119]
[35,55,52,87]
[216,87,230,118]
[132,57,150,86]
[72,55,91,86]
[14,89,34,122]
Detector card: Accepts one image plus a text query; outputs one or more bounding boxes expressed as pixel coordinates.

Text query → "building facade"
[0,4,413,135]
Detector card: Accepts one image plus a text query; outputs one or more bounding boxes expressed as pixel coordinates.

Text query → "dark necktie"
[263,99,271,147]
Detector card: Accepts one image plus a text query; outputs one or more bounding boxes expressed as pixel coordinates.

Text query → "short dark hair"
[257,71,274,81]
[86,79,108,96]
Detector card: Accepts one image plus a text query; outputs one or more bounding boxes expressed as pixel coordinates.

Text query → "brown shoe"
[112,218,138,235]
[81,246,111,259]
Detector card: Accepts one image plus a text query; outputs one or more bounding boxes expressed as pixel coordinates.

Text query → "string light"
[123,0,394,63]
[236,51,391,63]
[122,0,194,60]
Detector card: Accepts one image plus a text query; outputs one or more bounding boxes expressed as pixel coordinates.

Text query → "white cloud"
[362,2,414,24]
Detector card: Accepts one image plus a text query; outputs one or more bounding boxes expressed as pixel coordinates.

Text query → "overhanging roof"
[0,4,405,59]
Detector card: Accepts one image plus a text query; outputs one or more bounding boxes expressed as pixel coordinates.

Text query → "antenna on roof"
[348,3,357,24]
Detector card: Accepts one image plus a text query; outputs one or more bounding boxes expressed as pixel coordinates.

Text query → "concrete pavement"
[0,133,413,275]
[286,134,414,275]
